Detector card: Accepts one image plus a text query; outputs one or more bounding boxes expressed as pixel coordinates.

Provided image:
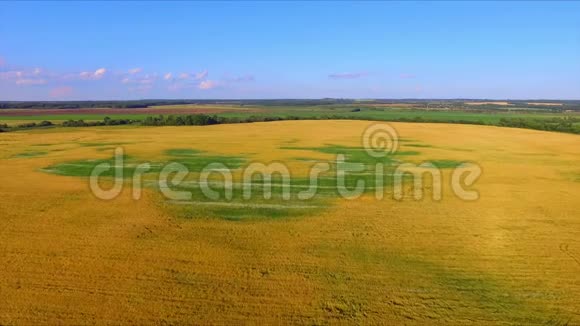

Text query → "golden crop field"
[1,120,579,324]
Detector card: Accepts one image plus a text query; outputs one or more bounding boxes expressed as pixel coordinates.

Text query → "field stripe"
[166,200,322,209]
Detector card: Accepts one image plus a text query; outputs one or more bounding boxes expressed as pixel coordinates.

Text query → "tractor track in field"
[559,243,580,268]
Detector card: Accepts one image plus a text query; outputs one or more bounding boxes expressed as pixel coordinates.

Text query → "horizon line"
[2,98,580,103]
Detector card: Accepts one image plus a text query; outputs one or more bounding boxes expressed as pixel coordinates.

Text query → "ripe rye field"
[1,120,580,323]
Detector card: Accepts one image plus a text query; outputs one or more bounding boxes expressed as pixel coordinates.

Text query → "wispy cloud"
[225,74,255,82]
[199,80,218,90]
[0,70,23,80]
[0,61,254,96]
[195,70,208,80]
[16,78,47,86]
[49,86,73,98]
[0,57,5,67]
[328,72,368,79]
[177,70,208,81]
[0,68,48,85]
[128,67,142,75]
[166,70,212,91]
[178,72,190,80]
[122,74,157,85]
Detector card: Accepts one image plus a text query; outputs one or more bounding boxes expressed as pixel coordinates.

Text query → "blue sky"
[1,1,579,100]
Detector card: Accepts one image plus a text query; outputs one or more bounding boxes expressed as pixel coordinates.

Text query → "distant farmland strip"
[0,106,258,117]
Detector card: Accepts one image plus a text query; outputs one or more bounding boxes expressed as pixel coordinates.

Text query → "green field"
[2,103,580,136]
[0,106,575,123]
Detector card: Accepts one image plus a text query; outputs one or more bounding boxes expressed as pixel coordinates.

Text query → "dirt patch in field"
[527,102,563,106]
[465,101,512,106]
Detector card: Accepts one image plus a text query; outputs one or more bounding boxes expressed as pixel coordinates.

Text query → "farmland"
[2,100,580,136]
[3,0,580,323]
[1,120,579,323]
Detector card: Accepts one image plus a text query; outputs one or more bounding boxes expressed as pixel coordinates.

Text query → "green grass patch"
[42,154,149,177]
[165,148,246,171]
[173,201,323,221]
[13,151,48,158]
[406,143,433,148]
[165,148,204,156]
[562,171,580,183]
[77,142,133,147]
[332,245,566,323]
[42,144,470,220]
[424,160,465,169]
[42,147,246,179]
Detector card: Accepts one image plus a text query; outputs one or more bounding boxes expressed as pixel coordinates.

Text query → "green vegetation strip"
[42,145,469,220]
[2,104,580,134]
[12,151,48,158]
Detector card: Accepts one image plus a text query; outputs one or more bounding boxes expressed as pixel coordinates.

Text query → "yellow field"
[527,102,564,106]
[1,120,37,127]
[1,120,579,324]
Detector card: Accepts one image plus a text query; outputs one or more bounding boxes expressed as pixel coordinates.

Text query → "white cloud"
[1,69,48,86]
[199,80,217,90]
[79,68,107,80]
[94,68,106,79]
[0,62,251,94]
